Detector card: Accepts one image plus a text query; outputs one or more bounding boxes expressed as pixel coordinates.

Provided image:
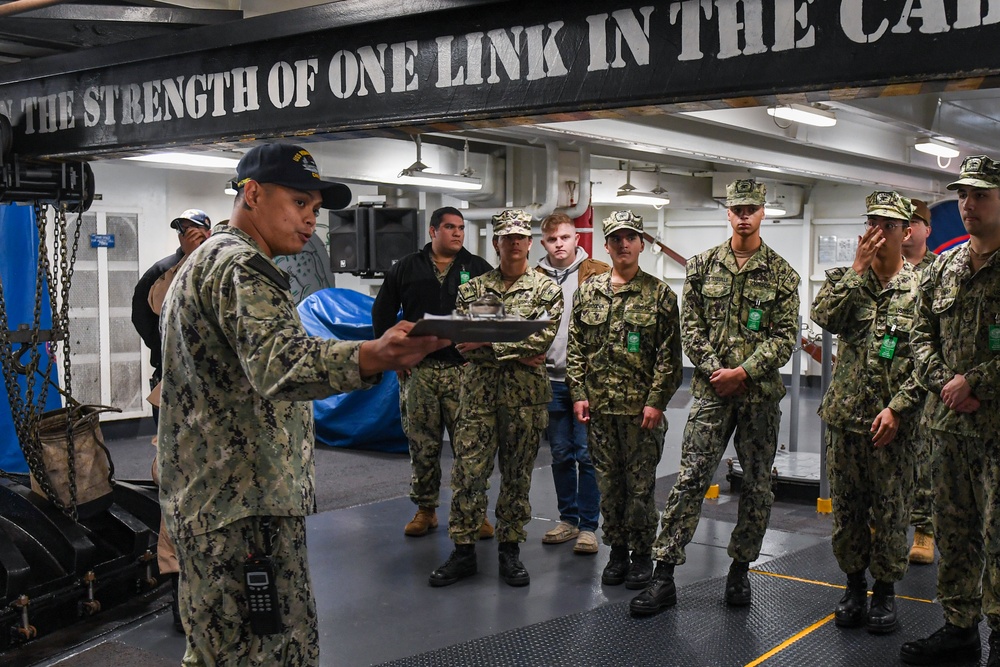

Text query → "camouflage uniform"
[373,246,490,510]
[159,226,377,666]
[399,360,462,507]
[652,241,800,565]
[448,269,562,544]
[812,263,923,582]
[566,267,682,553]
[909,250,937,536]
[913,244,1000,631]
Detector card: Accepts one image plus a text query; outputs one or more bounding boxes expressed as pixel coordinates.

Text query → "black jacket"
[371,243,492,365]
[131,248,183,380]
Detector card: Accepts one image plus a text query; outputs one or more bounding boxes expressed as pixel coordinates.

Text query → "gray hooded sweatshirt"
[537,247,589,382]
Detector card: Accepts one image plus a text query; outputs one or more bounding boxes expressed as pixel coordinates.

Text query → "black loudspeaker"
[369,208,420,273]
[329,208,369,273]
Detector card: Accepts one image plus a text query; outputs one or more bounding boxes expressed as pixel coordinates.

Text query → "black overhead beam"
[0,0,495,83]
[2,17,211,50]
[10,4,242,23]
[0,0,999,159]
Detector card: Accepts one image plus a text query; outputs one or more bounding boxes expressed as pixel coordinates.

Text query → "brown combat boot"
[404,507,438,537]
[908,530,935,564]
[478,516,495,540]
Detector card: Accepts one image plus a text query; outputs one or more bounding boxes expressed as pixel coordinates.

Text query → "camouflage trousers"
[933,430,1000,631]
[910,428,934,534]
[399,362,462,509]
[448,404,546,544]
[827,425,915,582]
[653,397,780,565]
[588,412,665,553]
[172,516,318,666]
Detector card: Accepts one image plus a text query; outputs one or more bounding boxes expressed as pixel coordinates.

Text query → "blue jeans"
[546,380,600,532]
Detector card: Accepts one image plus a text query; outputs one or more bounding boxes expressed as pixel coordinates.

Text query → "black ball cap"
[234,143,352,209]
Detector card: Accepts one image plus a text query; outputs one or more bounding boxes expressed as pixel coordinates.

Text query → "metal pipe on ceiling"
[0,0,68,18]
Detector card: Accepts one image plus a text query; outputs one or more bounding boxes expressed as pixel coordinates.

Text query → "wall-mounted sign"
[1,0,999,157]
[90,234,115,248]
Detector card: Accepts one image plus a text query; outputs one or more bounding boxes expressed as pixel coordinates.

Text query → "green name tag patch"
[460,270,470,284]
[627,331,640,352]
[747,308,763,331]
[878,335,898,360]
[990,325,1000,352]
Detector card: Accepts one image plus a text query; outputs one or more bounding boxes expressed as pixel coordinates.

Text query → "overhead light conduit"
[461,142,591,223]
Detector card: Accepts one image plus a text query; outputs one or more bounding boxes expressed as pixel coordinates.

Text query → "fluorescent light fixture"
[764,181,787,216]
[764,203,787,217]
[767,104,837,128]
[396,135,482,191]
[224,186,238,195]
[397,170,482,190]
[616,189,671,207]
[914,137,960,159]
[124,152,241,169]
[616,162,670,208]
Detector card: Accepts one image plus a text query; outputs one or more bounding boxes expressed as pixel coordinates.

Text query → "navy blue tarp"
[0,204,63,473]
[297,288,406,453]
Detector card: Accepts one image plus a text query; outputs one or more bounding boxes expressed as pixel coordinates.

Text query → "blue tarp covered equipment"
[297,288,406,453]
[0,204,63,473]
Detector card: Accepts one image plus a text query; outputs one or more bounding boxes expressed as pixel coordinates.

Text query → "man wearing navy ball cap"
[157,143,448,665]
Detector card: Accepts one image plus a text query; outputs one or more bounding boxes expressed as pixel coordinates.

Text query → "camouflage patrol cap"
[947,155,1000,190]
[603,210,643,236]
[492,209,533,236]
[910,199,932,225]
[864,191,913,222]
[726,179,766,207]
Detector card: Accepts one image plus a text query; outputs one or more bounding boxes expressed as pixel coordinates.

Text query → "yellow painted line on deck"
[752,570,844,590]
[744,613,835,667]
[752,570,935,603]
[740,569,938,665]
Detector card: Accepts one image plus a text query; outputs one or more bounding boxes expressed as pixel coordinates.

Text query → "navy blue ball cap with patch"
[234,143,353,210]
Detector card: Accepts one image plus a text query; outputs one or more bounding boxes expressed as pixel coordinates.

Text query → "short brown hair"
[540,212,574,235]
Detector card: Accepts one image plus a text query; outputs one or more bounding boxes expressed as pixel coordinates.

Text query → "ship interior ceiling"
[1,0,999,196]
[2,1,1000,666]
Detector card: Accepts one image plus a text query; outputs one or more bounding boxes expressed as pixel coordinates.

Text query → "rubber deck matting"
[42,642,178,667]
[377,541,992,667]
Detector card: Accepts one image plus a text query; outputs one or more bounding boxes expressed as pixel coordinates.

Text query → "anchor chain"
[0,202,84,519]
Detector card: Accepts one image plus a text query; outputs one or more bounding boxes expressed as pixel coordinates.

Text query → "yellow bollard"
[817,498,832,514]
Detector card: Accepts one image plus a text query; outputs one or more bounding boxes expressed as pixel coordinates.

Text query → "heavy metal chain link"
[57,204,82,518]
[0,202,81,519]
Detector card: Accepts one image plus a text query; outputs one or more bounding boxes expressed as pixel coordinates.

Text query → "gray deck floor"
[11,384,964,666]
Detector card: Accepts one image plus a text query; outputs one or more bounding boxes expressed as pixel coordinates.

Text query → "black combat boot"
[867,580,898,634]
[498,542,530,587]
[834,570,867,628]
[900,623,982,665]
[429,544,477,587]
[625,551,654,590]
[986,628,998,667]
[602,545,630,586]
[725,560,752,606]
[169,573,184,634]
[629,562,677,616]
